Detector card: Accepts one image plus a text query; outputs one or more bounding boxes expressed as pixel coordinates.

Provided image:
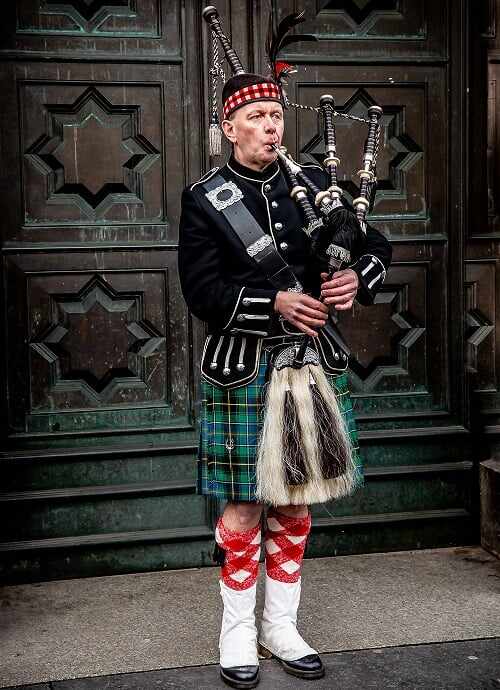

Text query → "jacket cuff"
[224,287,278,336]
[351,254,387,306]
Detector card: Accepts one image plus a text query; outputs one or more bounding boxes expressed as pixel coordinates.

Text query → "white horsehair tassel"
[209,122,222,157]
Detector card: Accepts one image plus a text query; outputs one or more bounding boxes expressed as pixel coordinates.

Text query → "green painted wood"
[1,493,208,541]
[0,471,472,542]
[0,510,476,585]
[1,451,197,492]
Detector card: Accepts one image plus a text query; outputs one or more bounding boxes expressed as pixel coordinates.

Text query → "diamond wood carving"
[14,0,173,56]
[30,275,165,404]
[39,0,136,33]
[465,263,496,391]
[5,249,189,430]
[466,306,494,374]
[319,0,400,33]
[340,285,425,392]
[277,0,431,44]
[267,1,445,60]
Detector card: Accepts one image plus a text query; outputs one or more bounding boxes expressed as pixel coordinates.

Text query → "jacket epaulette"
[189,167,220,191]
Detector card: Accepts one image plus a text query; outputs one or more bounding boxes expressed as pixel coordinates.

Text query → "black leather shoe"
[258,644,324,680]
[278,653,325,679]
[220,665,260,689]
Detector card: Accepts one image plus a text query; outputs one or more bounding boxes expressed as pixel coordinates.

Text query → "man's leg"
[259,504,325,679]
[216,502,263,689]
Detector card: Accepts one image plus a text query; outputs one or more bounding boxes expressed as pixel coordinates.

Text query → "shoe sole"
[220,669,260,689]
[257,644,325,680]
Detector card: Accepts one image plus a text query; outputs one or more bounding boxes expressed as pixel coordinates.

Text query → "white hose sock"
[219,580,259,668]
[259,575,317,661]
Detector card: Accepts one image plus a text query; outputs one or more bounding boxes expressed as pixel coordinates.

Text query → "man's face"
[222,100,284,170]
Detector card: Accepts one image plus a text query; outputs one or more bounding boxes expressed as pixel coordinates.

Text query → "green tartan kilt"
[197,348,363,503]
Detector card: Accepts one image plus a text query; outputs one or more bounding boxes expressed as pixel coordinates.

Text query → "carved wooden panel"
[286,65,445,238]
[4,249,191,433]
[4,1,181,58]
[464,232,500,430]
[1,61,185,244]
[303,0,423,38]
[465,261,496,393]
[339,244,447,414]
[19,0,158,36]
[29,272,166,408]
[22,82,162,224]
[257,0,447,60]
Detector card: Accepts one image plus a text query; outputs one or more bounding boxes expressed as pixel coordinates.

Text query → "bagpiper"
[178,7,392,688]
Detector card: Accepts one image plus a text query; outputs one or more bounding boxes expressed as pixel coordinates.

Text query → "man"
[178,72,391,688]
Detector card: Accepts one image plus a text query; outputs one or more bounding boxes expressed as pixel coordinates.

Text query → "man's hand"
[274,291,328,337]
[320,269,359,311]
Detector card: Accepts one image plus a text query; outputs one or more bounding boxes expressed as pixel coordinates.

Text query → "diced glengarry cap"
[222,73,282,119]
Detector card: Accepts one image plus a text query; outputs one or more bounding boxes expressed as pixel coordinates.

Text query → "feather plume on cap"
[265,10,316,85]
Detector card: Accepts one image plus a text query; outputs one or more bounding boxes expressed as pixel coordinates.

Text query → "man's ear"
[222,119,236,144]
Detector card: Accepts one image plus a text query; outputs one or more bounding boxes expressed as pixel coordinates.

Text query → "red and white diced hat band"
[223,81,281,119]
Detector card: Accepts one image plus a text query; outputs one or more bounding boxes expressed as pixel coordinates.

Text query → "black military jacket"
[178,154,392,338]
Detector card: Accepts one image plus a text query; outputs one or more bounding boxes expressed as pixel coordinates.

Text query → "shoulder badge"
[205,180,244,211]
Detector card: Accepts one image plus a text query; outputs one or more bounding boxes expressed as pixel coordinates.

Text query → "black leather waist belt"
[262,334,303,347]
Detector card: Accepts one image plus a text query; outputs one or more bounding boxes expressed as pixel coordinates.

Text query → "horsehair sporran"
[256,363,356,506]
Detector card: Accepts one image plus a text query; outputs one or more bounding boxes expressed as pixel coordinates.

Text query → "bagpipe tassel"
[282,384,309,486]
[209,116,222,157]
[309,364,354,486]
[256,363,356,506]
[255,366,294,507]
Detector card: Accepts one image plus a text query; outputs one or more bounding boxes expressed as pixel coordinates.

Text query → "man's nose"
[263,114,276,131]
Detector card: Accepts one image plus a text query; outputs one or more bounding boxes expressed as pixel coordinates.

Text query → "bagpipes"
[203,6,382,506]
[271,94,382,367]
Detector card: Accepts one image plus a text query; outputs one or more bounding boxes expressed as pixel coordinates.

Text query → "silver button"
[271,201,278,208]
[280,242,288,251]
[274,222,283,230]
[264,184,271,192]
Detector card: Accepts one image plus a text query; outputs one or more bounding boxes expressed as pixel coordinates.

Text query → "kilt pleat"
[197,349,363,503]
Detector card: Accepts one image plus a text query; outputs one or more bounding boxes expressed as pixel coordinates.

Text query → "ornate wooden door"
[0,1,212,581]
[0,0,487,582]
